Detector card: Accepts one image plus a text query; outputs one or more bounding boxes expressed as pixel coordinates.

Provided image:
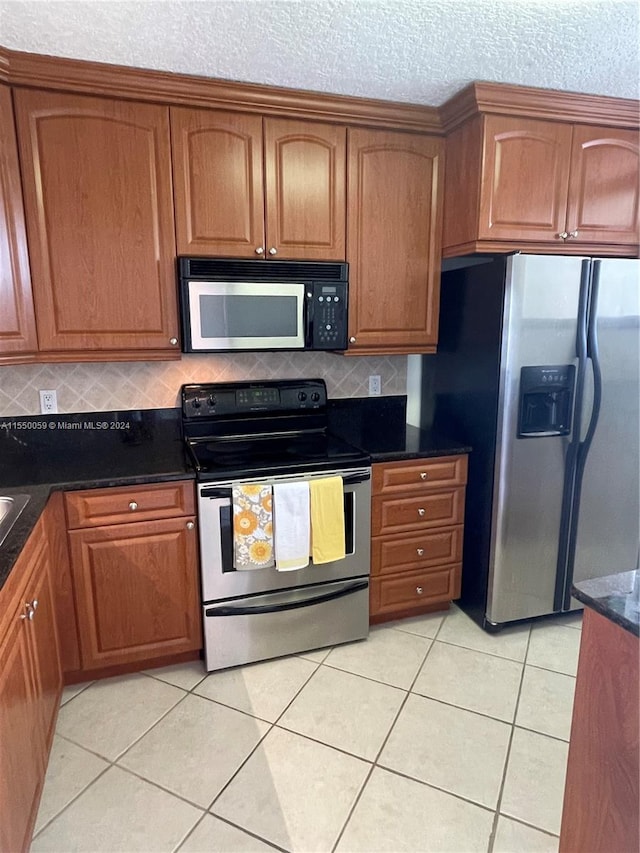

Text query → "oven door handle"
[200,471,369,498]
[205,580,368,617]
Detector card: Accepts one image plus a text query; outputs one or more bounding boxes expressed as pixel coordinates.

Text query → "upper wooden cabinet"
[0,85,37,359]
[443,112,639,255]
[13,89,180,356]
[171,108,346,260]
[347,128,443,354]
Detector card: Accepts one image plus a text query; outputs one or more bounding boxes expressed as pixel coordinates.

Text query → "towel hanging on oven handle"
[200,470,370,499]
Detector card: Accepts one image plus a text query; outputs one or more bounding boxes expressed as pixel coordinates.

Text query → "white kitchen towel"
[273,481,310,571]
[232,484,275,570]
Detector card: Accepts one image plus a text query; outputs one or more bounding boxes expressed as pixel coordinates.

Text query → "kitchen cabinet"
[171,108,346,260]
[65,481,202,672]
[370,455,467,622]
[560,607,639,852]
[346,128,444,354]
[443,113,639,254]
[13,89,180,359]
[0,515,62,853]
[0,84,37,359]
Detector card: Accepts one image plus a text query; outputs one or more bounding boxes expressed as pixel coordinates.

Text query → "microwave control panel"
[309,282,348,350]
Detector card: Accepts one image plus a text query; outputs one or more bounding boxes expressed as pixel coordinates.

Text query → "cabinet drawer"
[372,526,463,576]
[373,455,467,496]
[65,481,195,528]
[370,564,461,617]
[372,488,465,535]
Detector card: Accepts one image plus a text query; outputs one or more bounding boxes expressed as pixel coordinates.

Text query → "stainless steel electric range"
[181,379,372,671]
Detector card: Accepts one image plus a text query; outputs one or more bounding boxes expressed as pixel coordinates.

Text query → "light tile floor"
[32,604,582,853]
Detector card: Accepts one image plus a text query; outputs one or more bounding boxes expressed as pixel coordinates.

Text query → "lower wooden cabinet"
[0,515,62,853]
[65,482,202,673]
[370,455,468,623]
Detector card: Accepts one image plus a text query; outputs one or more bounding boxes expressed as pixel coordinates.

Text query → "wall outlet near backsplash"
[0,352,407,417]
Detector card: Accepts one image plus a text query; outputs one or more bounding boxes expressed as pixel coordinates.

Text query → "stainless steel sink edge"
[0,494,31,549]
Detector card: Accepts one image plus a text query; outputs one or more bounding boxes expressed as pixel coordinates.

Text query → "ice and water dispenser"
[517,365,576,438]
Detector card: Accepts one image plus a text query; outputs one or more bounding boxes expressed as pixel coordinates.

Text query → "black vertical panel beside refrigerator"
[421,253,640,630]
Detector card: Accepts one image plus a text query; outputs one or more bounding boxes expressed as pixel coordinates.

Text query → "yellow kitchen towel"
[309,476,345,564]
[273,481,310,571]
[232,484,275,570]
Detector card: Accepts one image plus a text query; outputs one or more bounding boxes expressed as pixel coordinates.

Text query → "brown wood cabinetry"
[0,84,37,360]
[171,108,346,260]
[65,482,201,672]
[560,608,639,852]
[13,89,180,359]
[346,128,443,354]
[370,455,467,622]
[442,87,639,256]
[0,515,62,853]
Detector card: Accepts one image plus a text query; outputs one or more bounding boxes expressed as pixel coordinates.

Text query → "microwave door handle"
[304,286,313,348]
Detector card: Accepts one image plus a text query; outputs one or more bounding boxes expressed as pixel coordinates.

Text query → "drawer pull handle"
[416,548,424,556]
[420,472,427,480]
[416,587,423,595]
[418,508,425,516]
[186,521,195,530]
[129,501,138,511]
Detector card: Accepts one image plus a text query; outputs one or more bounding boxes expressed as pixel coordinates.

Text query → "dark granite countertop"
[328,396,471,462]
[0,408,193,590]
[1,396,469,592]
[572,571,640,638]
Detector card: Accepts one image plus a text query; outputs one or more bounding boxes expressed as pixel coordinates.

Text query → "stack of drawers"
[370,454,468,623]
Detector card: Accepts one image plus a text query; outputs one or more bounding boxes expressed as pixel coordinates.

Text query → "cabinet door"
[347,129,443,353]
[478,115,572,242]
[0,85,37,357]
[264,118,346,260]
[171,107,265,257]
[69,517,202,670]
[28,544,63,749]
[0,603,42,853]
[566,125,640,246]
[14,90,179,353]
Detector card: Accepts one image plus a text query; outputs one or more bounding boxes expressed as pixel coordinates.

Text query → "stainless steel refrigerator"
[421,253,639,630]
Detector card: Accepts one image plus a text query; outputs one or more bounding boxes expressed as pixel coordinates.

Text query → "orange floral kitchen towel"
[232,484,275,570]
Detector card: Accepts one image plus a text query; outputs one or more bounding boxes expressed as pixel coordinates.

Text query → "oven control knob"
[192,397,201,408]
[310,392,320,402]
[208,395,217,407]
[298,392,307,402]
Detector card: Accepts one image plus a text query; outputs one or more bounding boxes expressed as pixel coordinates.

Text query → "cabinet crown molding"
[440,80,640,132]
[0,45,441,133]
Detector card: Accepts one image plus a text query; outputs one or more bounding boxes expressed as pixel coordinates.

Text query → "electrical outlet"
[368,375,381,396]
[39,390,58,414]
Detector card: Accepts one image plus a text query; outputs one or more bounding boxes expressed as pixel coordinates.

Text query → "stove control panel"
[182,380,327,418]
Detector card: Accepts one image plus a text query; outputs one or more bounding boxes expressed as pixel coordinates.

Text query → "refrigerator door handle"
[554,258,592,611]
[561,260,603,609]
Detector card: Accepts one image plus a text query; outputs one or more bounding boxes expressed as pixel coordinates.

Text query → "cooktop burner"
[181,379,370,481]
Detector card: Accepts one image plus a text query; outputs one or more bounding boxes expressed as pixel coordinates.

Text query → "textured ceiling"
[0,0,638,105]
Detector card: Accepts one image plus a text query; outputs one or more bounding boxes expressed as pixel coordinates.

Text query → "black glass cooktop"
[186,430,369,480]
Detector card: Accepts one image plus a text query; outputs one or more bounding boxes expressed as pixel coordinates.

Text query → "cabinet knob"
[255,246,265,255]
[557,231,569,240]
[417,548,424,556]
[349,336,356,344]
[268,247,277,256]
[417,507,425,516]
[420,472,427,480]
[186,521,195,530]
[416,587,423,595]
[169,337,178,346]
[129,501,138,511]
[21,602,35,621]
[31,599,38,611]
[568,230,579,239]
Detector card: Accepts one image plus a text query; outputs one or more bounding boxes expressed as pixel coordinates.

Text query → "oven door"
[198,468,371,601]
[183,280,306,351]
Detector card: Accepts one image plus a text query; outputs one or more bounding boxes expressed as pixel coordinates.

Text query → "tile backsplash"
[0,353,407,416]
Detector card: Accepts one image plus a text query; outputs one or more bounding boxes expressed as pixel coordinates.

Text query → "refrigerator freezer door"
[487,255,586,624]
[571,258,640,589]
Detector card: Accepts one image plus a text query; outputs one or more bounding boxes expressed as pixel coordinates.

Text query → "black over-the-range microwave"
[178,257,349,353]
